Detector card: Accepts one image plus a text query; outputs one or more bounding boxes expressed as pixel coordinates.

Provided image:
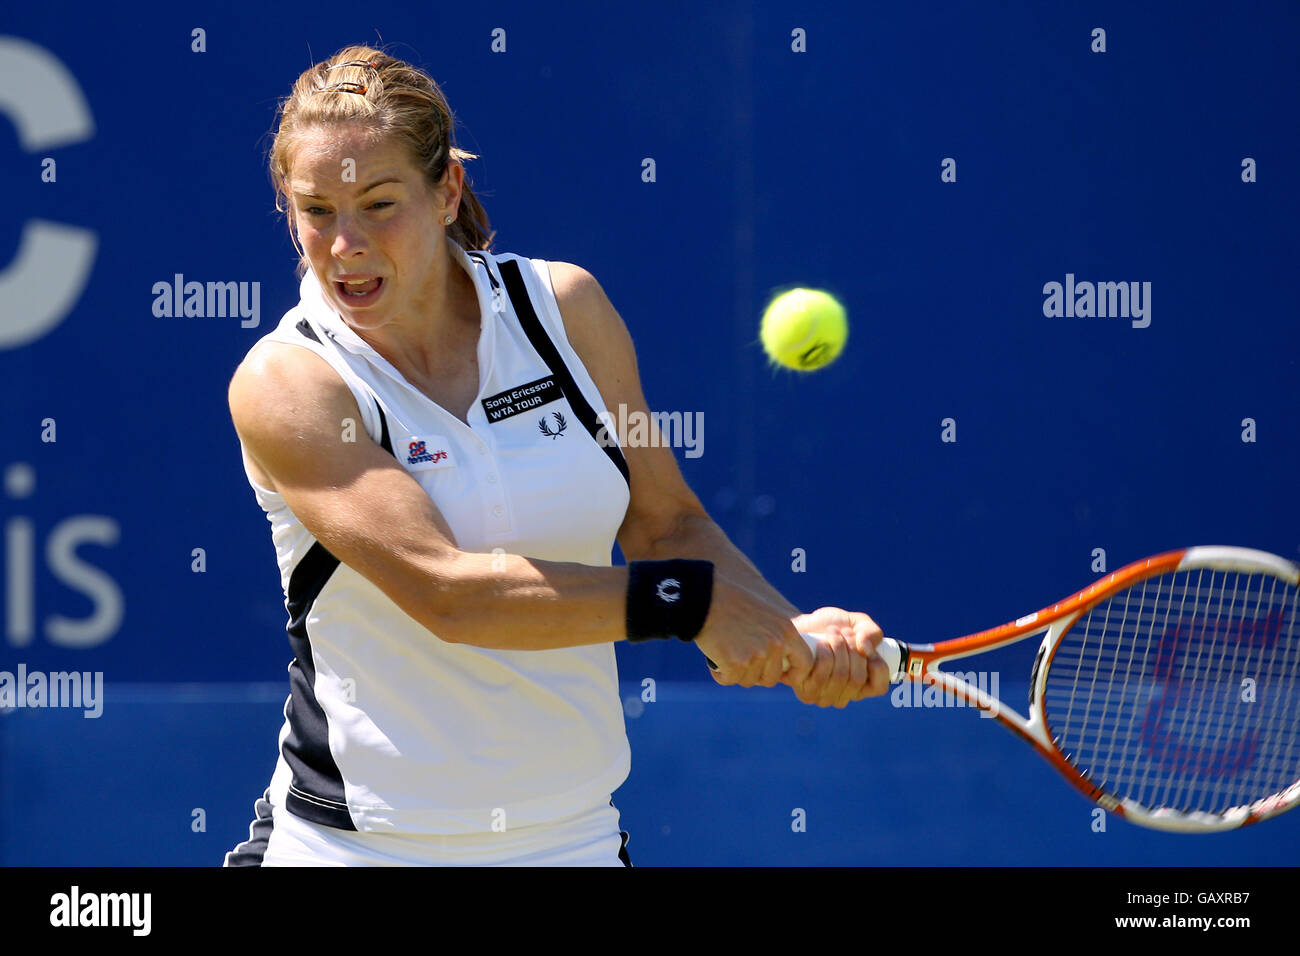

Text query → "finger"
[839,632,869,708]
[757,637,787,688]
[803,630,832,706]
[737,643,774,689]
[779,629,809,684]
[849,647,892,700]
[825,628,851,708]
[704,647,742,686]
[781,628,817,682]
[850,614,885,655]
[865,650,893,698]
[819,630,852,708]
[795,634,833,704]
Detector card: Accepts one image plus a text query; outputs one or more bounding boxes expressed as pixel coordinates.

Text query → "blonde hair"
[269,44,494,275]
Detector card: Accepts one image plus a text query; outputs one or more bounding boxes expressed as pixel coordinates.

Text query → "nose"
[330,212,370,260]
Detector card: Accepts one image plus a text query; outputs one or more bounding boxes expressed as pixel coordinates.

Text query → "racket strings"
[1042,569,1300,819]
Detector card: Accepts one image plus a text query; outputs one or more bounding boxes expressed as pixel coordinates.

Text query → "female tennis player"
[223,45,890,867]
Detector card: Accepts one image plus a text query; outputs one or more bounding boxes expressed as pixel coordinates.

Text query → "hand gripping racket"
[804,546,1300,832]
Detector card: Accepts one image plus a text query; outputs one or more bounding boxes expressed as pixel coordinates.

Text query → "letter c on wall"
[0,36,97,350]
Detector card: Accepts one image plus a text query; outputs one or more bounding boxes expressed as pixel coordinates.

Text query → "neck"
[352,242,481,380]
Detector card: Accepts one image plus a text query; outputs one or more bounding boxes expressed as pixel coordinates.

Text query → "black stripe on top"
[295,317,321,343]
[498,258,630,488]
[282,541,355,830]
[465,250,501,292]
[276,326,395,833]
[373,394,393,455]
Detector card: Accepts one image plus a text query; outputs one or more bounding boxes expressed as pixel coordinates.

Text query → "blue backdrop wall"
[1,1,1297,865]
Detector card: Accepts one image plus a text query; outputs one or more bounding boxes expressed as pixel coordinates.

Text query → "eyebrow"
[293,177,404,200]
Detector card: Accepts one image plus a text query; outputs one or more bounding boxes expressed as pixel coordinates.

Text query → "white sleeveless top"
[241,242,632,835]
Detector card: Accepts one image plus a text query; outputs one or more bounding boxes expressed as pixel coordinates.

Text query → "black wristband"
[625,560,714,643]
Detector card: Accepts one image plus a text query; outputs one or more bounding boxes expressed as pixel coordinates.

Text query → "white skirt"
[261,799,629,867]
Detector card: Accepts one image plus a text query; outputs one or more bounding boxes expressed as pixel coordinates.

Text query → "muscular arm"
[228,291,798,669]
[229,342,629,651]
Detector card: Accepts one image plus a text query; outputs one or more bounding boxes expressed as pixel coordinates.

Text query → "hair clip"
[311,59,379,94]
[312,81,367,95]
[326,59,378,72]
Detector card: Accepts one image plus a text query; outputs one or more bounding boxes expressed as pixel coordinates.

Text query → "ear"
[439,162,466,219]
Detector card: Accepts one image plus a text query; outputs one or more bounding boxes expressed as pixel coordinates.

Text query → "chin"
[335,305,391,331]
[331,284,393,325]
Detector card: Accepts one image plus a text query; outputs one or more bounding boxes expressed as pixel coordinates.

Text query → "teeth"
[341,277,380,297]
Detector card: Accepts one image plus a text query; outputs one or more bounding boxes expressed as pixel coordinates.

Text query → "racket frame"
[879,546,1300,833]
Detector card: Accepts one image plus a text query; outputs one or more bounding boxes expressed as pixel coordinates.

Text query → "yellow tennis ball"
[760,288,848,371]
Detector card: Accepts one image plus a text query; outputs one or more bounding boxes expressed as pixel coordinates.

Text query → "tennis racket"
[801,546,1300,832]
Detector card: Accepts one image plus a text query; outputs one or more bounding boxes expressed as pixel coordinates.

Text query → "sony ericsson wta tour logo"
[0,37,98,350]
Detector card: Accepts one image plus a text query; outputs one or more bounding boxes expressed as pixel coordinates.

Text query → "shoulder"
[545,260,606,310]
[230,337,344,403]
[542,261,636,368]
[228,339,359,445]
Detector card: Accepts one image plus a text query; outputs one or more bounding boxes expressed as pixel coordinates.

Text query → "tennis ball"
[760,288,848,371]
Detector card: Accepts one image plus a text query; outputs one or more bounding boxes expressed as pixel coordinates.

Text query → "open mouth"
[335,277,384,304]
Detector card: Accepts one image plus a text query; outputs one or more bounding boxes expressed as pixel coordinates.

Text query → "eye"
[369,201,394,210]
[304,206,329,217]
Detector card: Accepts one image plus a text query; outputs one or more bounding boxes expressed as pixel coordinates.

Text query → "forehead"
[288,124,419,189]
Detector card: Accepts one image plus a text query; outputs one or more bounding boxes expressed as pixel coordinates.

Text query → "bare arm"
[229,314,797,671]
[230,264,878,698]
[229,342,629,651]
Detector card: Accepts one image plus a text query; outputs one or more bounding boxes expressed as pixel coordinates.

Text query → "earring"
[443,215,454,225]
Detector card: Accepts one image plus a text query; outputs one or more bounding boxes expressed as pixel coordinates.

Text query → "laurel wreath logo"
[538,411,568,439]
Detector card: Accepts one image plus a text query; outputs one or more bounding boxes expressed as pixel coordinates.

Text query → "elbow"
[380,547,467,643]
[411,549,482,645]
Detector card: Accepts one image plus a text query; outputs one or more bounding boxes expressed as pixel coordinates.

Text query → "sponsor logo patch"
[402,437,454,470]
[480,375,563,423]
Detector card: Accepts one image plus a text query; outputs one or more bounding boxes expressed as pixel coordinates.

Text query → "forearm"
[388,550,631,651]
[629,512,801,618]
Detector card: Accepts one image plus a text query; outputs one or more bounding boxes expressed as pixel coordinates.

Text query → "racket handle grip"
[796,633,906,681]
[705,633,906,678]
[874,637,905,681]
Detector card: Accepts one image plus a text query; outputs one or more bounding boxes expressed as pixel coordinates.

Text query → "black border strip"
[282,541,355,831]
[498,259,630,487]
[373,395,393,455]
